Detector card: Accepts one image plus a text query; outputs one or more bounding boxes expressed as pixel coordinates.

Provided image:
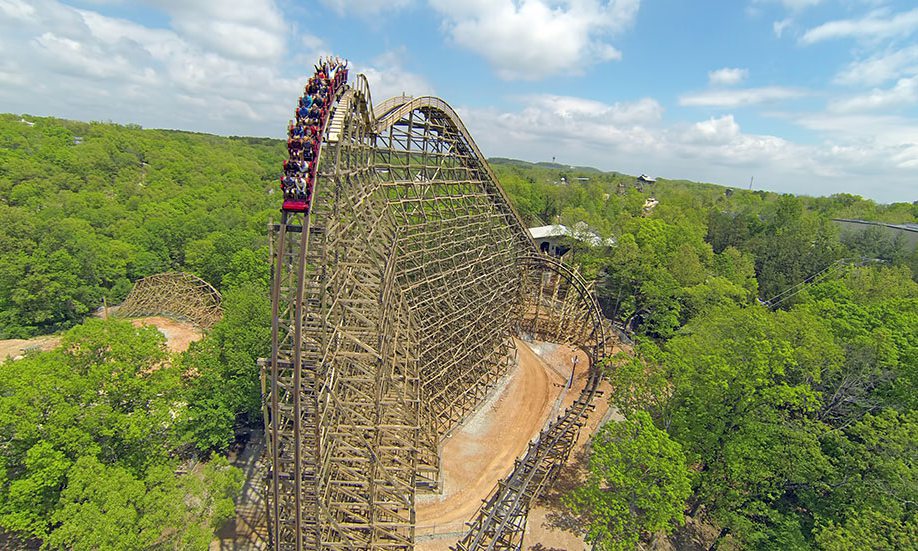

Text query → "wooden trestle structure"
[116,271,223,329]
[264,70,614,550]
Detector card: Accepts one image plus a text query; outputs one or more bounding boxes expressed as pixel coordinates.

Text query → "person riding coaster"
[282,56,348,213]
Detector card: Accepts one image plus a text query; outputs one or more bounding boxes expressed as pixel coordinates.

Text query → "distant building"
[529,224,615,257]
[635,174,656,192]
[832,218,918,250]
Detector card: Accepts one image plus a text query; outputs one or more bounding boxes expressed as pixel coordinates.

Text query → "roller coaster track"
[264,68,614,550]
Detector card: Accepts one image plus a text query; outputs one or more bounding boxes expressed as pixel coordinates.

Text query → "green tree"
[181,281,271,452]
[566,412,691,551]
[46,455,242,550]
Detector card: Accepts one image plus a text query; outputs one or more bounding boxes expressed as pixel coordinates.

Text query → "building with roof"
[528,224,615,257]
[832,218,918,250]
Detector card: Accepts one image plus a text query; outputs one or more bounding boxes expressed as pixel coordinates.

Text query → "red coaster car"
[282,199,310,212]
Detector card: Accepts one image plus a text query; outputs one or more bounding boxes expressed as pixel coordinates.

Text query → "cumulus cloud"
[0,0,303,137]
[459,92,916,201]
[829,75,918,112]
[355,50,435,101]
[708,67,749,86]
[463,95,799,167]
[429,0,640,80]
[679,86,806,107]
[143,0,287,61]
[801,7,918,44]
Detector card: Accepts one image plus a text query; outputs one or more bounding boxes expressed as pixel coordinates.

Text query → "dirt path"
[416,339,580,547]
[522,345,625,549]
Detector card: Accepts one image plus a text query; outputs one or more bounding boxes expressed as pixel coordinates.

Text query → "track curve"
[264,61,614,550]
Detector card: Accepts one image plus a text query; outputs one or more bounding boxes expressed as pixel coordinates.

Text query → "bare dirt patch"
[129,316,203,353]
[1,316,202,362]
[0,335,60,361]
[416,339,590,548]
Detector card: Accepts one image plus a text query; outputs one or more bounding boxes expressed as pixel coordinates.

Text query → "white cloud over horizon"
[460,93,916,203]
[0,0,915,204]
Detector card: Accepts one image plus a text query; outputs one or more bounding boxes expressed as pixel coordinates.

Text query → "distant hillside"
[489,157,604,173]
[488,156,916,225]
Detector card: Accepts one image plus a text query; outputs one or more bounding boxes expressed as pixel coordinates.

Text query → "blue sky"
[1,0,916,203]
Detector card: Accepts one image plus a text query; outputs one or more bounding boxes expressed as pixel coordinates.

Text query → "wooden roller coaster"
[116,271,222,329]
[263,59,614,550]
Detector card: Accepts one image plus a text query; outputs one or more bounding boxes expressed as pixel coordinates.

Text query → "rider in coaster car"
[307,104,321,123]
[290,124,306,139]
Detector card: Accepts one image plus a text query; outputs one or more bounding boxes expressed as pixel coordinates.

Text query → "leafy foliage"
[0,114,280,337]
[605,270,917,548]
[567,412,691,551]
[0,319,243,546]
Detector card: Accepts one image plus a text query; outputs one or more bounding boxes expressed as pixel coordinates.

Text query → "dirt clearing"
[0,316,202,361]
[0,335,60,361]
[129,316,203,353]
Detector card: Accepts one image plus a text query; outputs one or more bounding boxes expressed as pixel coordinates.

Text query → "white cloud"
[801,7,918,44]
[679,86,806,107]
[355,50,435,101]
[834,45,918,86]
[0,0,37,21]
[773,18,792,38]
[460,93,916,202]
[708,67,749,86]
[793,112,918,171]
[0,0,303,136]
[320,0,413,16]
[527,95,663,124]
[829,75,918,112]
[142,0,287,61]
[429,0,640,80]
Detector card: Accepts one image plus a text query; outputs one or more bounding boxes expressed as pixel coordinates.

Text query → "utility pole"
[568,354,579,389]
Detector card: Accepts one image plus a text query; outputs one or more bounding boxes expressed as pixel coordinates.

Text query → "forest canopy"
[1,115,915,549]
